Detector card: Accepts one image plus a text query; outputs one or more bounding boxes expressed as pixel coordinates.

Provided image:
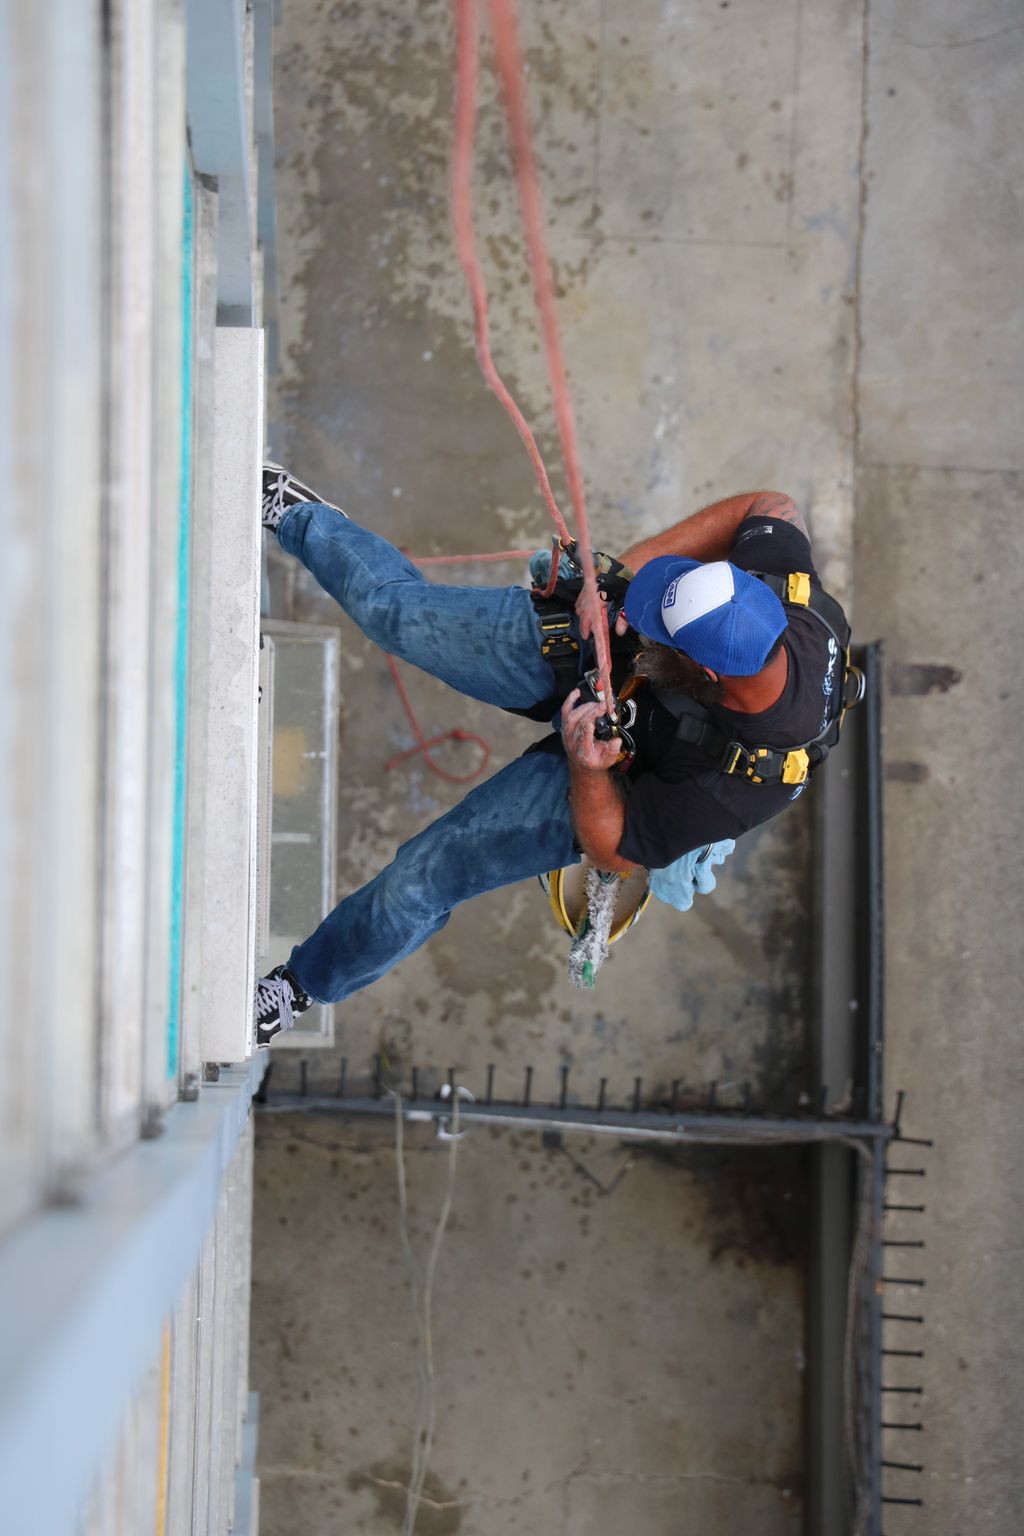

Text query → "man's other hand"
[574,587,631,642]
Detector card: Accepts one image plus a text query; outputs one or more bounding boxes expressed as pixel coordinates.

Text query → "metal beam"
[258,1093,892,1147]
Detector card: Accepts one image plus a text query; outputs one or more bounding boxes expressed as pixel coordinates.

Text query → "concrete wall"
[0,0,280,1528]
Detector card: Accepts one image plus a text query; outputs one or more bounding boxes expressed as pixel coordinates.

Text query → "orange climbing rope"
[453,0,613,699]
[387,0,613,785]
[407,547,537,566]
[451,0,570,548]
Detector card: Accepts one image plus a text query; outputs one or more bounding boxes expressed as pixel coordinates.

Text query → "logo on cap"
[660,561,737,639]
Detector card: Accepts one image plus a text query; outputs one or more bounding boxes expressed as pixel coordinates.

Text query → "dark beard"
[632,641,724,708]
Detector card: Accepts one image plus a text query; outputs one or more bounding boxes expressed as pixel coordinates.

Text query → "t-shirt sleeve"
[729,497,819,583]
[618,770,739,870]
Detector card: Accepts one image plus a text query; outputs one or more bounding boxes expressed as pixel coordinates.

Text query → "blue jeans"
[276,503,581,1002]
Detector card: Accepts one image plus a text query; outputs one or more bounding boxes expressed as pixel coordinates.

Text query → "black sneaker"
[254,963,314,1047]
[261,461,347,532]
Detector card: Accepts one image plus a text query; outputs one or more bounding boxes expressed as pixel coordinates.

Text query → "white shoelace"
[256,972,296,1033]
[262,471,289,525]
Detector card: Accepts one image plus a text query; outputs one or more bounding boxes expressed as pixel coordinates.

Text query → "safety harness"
[655,571,863,787]
[510,554,637,727]
[531,542,636,695]
[526,550,862,786]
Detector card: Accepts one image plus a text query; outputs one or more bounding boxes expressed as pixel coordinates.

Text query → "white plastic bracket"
[436,1083,475,1141]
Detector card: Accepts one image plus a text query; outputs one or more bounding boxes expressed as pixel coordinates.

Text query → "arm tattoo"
[749,491,809,539]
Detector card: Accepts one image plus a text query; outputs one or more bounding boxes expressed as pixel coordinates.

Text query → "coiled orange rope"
[383,653,492,784]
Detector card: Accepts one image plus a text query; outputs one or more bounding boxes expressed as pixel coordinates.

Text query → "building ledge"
[0,1055,266,1535]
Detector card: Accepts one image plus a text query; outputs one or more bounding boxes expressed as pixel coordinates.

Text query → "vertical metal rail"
[861,643,886,1535]
[805,643,886,1536]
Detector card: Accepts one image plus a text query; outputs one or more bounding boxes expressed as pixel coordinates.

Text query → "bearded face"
[631,640,725,708]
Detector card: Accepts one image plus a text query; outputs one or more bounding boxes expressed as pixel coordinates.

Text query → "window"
[261,622,342,1047]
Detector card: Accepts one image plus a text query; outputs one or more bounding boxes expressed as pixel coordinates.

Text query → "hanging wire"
[390,1088,463,1536]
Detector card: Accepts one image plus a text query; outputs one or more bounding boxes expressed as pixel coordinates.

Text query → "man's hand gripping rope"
[561,688,626,774]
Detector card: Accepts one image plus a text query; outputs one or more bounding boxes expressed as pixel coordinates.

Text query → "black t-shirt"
[616,516,844,869]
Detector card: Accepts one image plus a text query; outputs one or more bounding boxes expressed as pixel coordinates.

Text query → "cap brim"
[623,556,702,648]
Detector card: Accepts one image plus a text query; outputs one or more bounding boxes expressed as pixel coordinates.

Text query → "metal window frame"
[185,0,257,324]
[260,618,342,1049]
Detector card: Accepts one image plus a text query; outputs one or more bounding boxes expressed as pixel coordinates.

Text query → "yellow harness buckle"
[724,745,769,783]
[539,614,578,660]
[724,743,809,786]
[747,746,770,784]
[787,571,811,606]
[782,748,810,785]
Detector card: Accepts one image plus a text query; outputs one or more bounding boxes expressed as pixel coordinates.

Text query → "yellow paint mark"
[273,725,310,797]
[155,1321,171,1536]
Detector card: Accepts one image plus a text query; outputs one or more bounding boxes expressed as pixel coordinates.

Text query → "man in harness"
[255,474,858,1043]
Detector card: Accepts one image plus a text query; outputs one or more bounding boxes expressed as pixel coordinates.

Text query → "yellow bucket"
[539,857,651,943]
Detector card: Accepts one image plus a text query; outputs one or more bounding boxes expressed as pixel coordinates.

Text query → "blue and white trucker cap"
[623,557,787,676]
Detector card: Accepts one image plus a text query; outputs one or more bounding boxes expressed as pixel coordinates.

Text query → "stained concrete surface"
[853,7,1024,1525]
[854,470,1024,1536]
[253,1114,805,1535]
[254,0,1022,1530]
[261,0,870,1107]
[254,1,856,1527]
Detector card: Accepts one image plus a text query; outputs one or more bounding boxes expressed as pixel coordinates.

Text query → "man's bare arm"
[561,690,639,874]
[567,756,636,873]
[618,490,808,572]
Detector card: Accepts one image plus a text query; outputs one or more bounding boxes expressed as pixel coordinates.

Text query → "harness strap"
[501,580,636,723]
[755,569,866,736]
[530,579,635,692]
[660,688,831,787]
[749,570,851,651]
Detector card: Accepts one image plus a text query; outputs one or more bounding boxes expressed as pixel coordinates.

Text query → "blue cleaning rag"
[649,839,736,912]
